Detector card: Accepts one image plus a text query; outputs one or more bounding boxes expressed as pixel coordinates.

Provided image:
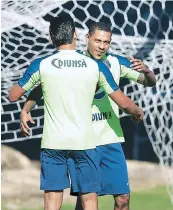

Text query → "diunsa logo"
[52,59,87,68]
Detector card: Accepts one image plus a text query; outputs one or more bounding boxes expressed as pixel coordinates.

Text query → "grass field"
[20,186,172,210]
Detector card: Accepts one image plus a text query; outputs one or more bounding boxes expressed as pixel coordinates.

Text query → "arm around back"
[109,90,143,121]
[97,60,143,121]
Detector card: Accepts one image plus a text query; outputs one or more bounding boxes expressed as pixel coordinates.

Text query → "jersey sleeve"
[18,58,41,91]
[120,65,141,82]
[115,54,131,68]
[97,61,119,94]
[115,55,140,81]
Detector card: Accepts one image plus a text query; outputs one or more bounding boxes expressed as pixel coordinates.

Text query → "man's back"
[34,50,100,150]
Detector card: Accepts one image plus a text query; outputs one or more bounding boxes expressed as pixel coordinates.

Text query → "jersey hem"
[96,138,125,146]
[41,144,96,150]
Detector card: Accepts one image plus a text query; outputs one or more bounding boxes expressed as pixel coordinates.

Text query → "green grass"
[3,186,173,210]
[98,186,173,210]
[61,186,173,210]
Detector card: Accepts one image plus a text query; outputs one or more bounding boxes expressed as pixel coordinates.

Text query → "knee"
[80,193,98,210]
[44,205,60,210]
[44,191,63,210]
[114,194,130,209]
[44,204,61,210]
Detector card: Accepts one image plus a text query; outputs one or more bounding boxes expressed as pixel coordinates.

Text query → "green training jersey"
[91,53,141,146]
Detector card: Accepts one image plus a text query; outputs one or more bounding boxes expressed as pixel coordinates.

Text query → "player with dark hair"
[76,21,156,210]
[88,21,112,37]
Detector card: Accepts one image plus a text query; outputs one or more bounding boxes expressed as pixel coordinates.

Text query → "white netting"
[1,0,173,204]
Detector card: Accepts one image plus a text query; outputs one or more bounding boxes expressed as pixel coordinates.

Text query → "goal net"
[1,0,173,203]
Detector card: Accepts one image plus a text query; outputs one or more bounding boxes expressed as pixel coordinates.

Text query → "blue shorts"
[97,143,130,196]
[40,148,100,193]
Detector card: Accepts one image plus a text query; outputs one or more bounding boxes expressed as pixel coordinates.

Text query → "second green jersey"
[92,53,140,146]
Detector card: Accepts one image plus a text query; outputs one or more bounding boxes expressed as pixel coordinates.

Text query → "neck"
[58,44,75,50]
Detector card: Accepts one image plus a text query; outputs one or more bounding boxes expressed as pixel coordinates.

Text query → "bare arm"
[23,84,42,112]
[22,100,36,113]
[9,84,26,102]
[20,99,36,136]
[130,56,156,87]
[109,89,143,122]
[20,85,42,136]
[137,70,156,87]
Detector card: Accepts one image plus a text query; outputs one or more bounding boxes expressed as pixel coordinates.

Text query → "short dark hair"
[49,14,75,48]
[88,22,112,36]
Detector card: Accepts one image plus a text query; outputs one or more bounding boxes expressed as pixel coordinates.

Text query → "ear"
[49,34,53,45]
[86,33,89,43]
[74,31,77,40]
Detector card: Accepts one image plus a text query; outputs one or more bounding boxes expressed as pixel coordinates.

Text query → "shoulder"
[31,57,44,65]
[75,50,92,61]
[76,51,99,67]
[75,50,87,58]
[31,53,55,67]
[76,50,84,55]
[26,57,43,74]
[106,53,131,68]
[95,60,109,73]
[26,53,55,74]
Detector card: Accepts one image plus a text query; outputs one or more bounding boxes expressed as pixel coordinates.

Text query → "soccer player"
[9,16,144,210]
[81,22,156,210]
[77,22,155,210]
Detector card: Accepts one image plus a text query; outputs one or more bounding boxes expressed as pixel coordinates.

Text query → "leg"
[80,192,98,210]
[44,190,63,210]
[114,194,130,210]
[97,143,130,210]
[74,196,83,210]
[68,149,100,210]
[40,149,70,209]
